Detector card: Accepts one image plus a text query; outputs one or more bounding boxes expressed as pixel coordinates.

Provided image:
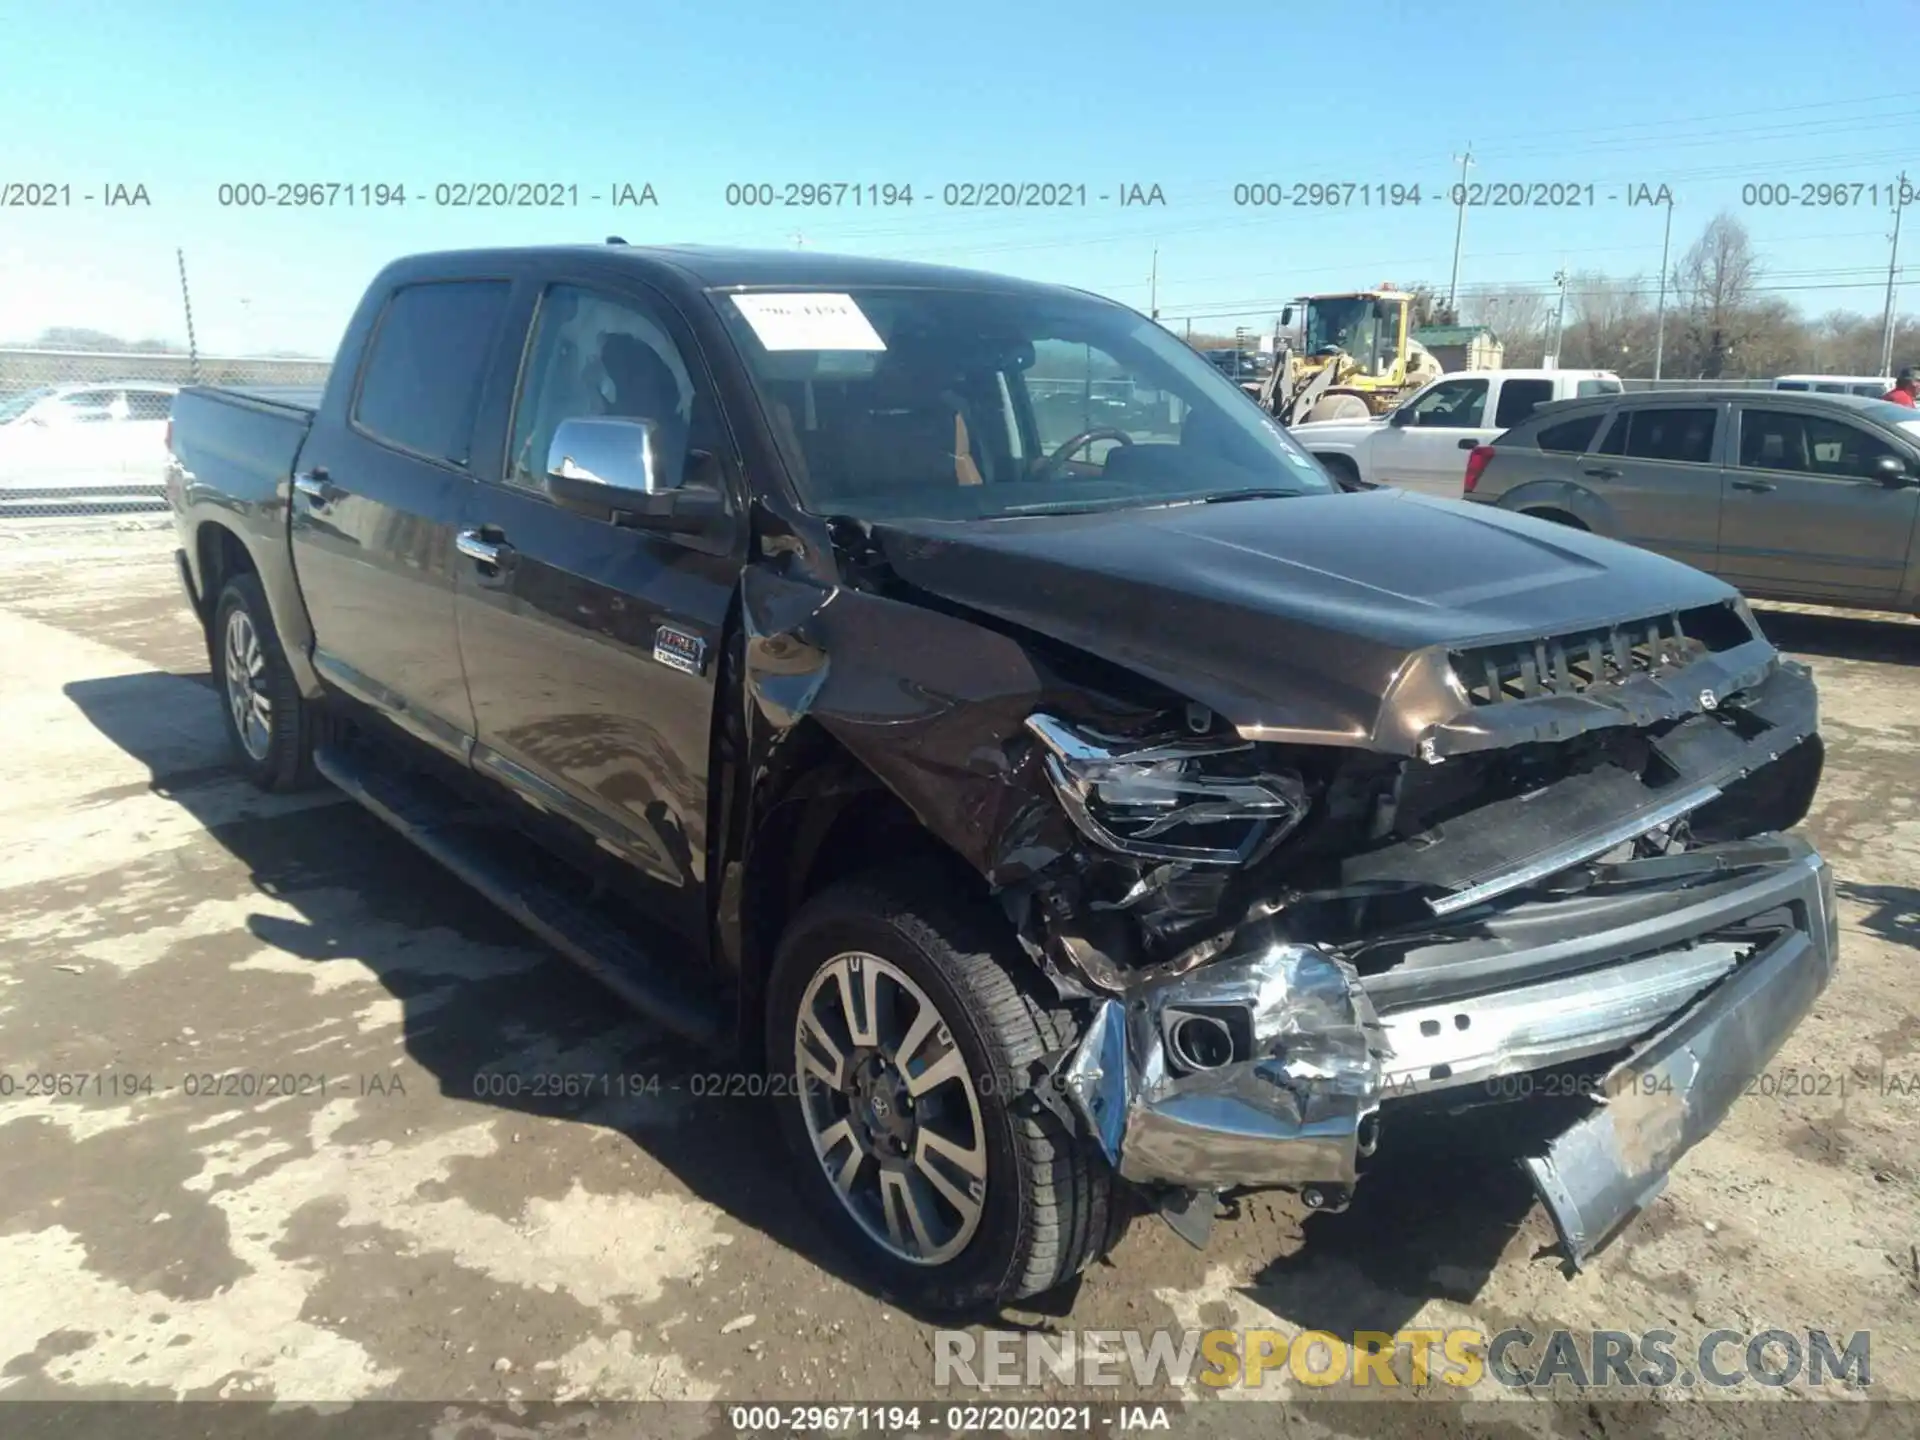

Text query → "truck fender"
[1488,477,1615,535]
[191,516,325,700]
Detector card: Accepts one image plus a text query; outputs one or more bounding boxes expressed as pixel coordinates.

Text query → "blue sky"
[3,0,1917,353]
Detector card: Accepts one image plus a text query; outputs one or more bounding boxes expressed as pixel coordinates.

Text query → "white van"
[1772,374,1893,397]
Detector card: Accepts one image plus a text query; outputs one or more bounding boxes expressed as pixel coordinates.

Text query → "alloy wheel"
[224,607,272,761]
[793,951,989,1266]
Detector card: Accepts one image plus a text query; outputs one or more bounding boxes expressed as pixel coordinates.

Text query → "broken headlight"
[1025,712,1308,866]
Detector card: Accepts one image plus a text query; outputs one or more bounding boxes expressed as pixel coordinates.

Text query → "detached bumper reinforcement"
[1524,856,1839,1267]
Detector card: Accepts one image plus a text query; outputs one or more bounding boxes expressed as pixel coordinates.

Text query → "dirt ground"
[1,516,1916,1430]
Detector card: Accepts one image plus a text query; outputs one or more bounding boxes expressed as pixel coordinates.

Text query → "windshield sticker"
[730,293,887,352]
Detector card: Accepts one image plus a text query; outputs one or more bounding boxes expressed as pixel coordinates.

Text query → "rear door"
[1718,402,1920,605]
[1368,374,1492,497]
[452,270,746,944]
[1585,401,1725,573]
[290,276,514,759]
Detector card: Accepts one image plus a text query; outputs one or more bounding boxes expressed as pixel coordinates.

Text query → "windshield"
[712,285,1334,521]
[1303,298,1380,361]
[0,387,56,424]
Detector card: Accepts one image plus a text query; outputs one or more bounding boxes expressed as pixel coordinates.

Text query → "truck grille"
[1450,604,1747,706]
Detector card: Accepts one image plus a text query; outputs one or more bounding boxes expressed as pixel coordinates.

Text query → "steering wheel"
[1032,426,1134,481]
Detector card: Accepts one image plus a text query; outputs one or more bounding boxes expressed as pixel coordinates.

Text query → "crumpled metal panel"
[1063,945,1386,1189]
[1524,858,1838,1268]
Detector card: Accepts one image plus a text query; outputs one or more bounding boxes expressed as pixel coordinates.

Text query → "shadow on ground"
[63,666,1542,1331]
[1751,605,1920,667]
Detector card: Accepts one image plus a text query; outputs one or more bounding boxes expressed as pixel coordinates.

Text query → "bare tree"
[1671,212,1760,378]
[1461,285,1553,366]
[1564,272,1654,372]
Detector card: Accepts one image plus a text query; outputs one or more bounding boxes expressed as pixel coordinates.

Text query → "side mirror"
[545,416,723,533]
[1870,453,1913,487]
[1388,406,1413,427]
[1280,307,1294,327]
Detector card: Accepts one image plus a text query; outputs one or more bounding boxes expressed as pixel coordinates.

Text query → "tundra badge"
[653,625,707,676]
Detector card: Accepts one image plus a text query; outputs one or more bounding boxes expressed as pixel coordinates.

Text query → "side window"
[1494,379,1555,427]
[1026,338,1182,462]
[59,390,120,423]
[1619,407,1716,464]
[1536,413,1604,454]
[353,280,511,464]
[1738,408,1903,479]
[1404,377,1488,428]
[505,283,712,492]
[125,389,174,421]
[1775,381,1810,391]
[1575,378,1622,397]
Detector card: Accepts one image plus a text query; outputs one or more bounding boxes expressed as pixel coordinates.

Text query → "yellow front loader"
[1257,289,1443,425]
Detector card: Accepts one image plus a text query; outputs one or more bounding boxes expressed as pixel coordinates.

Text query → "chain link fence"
[0,349,330,518]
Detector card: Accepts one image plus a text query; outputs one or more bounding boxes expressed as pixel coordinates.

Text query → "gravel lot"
[1,516,1916,1429]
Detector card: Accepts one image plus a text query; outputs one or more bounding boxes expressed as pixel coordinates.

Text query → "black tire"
[767,869,1120,1311]
[1314,454,1363,490]
[211,572,318,791]
[1524,507,1589,530]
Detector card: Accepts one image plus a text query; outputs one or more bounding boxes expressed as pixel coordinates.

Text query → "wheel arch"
[1491,477,1614,534]
[191,517,325,699]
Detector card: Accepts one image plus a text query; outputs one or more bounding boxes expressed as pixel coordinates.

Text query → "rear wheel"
[1307,392,1373,422]
[212,572,318,791]
[1523,507,1588,530]
[767,870,1120,1311]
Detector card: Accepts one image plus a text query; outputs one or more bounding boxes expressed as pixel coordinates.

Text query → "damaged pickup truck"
[165,243,1836,1311]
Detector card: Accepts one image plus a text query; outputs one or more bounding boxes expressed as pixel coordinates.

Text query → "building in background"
[1412,324,1503,373]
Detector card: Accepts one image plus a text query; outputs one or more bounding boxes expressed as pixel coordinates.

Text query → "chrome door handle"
[1730,478,1776,493]
[292,469,340,503]
[456,528,503,564]
[1583,465,1621,480]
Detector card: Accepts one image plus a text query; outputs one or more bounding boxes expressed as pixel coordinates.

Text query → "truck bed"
[170,384,318,514]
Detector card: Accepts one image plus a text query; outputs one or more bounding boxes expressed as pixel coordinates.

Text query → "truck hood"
[870,488,1743,751]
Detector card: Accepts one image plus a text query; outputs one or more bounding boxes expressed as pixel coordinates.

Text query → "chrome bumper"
[1060,836,1838,1263]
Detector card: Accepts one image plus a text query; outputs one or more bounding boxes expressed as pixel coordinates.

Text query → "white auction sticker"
[730,292,887,351]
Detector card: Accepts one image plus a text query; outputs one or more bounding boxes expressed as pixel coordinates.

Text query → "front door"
[290,277,512,759]
[1369,375,1492,498]
[453,275,745,944]
[1718,403,1920,605]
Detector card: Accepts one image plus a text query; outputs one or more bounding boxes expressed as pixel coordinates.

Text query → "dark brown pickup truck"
[165,242,1837,1310]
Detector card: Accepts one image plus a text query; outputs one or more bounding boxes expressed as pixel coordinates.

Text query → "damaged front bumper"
[1058,832,1838,1266]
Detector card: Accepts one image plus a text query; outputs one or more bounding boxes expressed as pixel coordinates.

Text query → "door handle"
[1730,478,1776,492]
[456,527,515,568]
[292,468,342,505]
[1583,465,1621,480]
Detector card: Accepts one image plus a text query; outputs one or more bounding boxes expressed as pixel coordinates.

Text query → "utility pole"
[1880,173,1907,376]
[1447,145,1474,312]
[1548,268,1570,370]
[1652,194,1675,381]
[175,248,200,383]
[1149,246,1159,319]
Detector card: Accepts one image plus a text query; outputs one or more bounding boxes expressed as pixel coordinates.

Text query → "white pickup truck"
[1291,369,1622,498]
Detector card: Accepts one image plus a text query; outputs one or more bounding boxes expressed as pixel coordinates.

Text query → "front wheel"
[767,871,1120,1311]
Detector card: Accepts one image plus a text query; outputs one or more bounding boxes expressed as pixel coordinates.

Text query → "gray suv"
[1462,389,1920,612]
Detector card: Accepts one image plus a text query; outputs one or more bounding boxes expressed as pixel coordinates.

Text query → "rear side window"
[1599,407,1716,464]
[1775,381,1810,391]
[353,280,511,464]
[125,389,174,421]
[1535,412,1605,453]
[1494,378,1555,427]
[1575,378,1622,397]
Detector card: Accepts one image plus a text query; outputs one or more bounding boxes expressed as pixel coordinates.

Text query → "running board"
[312,743,728,1049]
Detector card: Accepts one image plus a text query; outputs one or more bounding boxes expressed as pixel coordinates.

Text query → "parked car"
[1462,388,1920,613]
[1289,368,1622,497]
[166,244,1833,1309]
[1773,373,1892,398]
[0,381,178,489]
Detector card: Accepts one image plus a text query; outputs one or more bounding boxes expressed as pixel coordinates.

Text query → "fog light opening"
[1166,1012,1236,1072]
